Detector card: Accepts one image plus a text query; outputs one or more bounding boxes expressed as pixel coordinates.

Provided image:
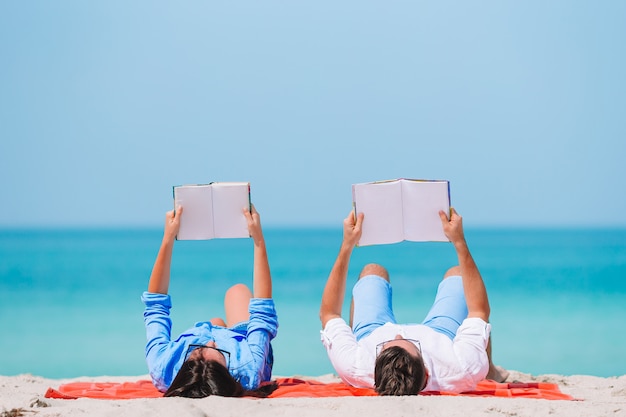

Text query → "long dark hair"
[164,359,277,398]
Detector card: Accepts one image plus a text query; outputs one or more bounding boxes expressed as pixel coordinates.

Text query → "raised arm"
[147,206,182,294]
[439,208,490,322]
[244,205,272,299]
[319,211,364,328]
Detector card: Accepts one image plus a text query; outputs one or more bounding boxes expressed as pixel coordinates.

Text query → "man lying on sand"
[320,208,508,396]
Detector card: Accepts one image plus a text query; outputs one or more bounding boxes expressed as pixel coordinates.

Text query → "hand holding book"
[438,207,465,246]
[243,204,265,246]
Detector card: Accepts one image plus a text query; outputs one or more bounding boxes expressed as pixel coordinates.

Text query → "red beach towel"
[45,378,575,401]
[45,380,163,399]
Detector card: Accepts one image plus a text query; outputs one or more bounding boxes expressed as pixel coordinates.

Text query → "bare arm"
[320,211,364,328]
[147,206,183,294]
[245,205,272,299]
[439,208,490,322]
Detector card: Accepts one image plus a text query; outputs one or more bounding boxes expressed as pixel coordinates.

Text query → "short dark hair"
[374,346,426,396]
[164,359,277,398]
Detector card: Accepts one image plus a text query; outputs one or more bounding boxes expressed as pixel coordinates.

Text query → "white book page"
[174,185,215,240]
[401,180,449,242]
[211,182,250,239]
[353,181,404,246]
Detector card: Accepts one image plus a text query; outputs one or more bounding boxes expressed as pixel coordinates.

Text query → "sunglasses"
[375,338,422,357]
[184,344,231,368]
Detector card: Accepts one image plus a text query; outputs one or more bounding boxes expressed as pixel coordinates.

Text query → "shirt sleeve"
[320,318,371,387]
[452,317,491,385]
[245,298,278,385]
[141,291,176,391]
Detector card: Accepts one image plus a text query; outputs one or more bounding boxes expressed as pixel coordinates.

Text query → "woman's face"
[188,341,228,367]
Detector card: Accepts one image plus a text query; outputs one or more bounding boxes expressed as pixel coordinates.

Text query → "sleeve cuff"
[456,317,491,347]
[142,291,172,308]
[320,317,352,348]
[248,298,278,338]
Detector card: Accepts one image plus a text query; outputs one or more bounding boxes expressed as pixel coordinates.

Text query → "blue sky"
[1,1,624,228]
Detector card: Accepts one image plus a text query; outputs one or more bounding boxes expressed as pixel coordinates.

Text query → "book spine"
[247,183,252,212]
[447,181,451,214]
[172,186,178,240]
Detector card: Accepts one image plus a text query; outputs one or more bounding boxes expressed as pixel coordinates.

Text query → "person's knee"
[224,283,253,326]
[210,317,226,327]
[225,283,252,301]
[443,266,462,279]
[359,263,389,282]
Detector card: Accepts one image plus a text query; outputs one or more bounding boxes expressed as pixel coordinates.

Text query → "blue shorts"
[229,321,248,335]
[228,321,274,368]
[351,276,397,340]
[351,275,468,341]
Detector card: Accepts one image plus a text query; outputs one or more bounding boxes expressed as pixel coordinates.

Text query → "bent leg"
[444,265,462,279]
[224,283,252,327]
[422,266,468,339]
[360,263,390,281]
[350,263,396,340]
[350,263,390,326]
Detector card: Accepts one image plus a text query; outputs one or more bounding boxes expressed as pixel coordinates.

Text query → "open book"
[172,182,251,240]
[352,179,450,246]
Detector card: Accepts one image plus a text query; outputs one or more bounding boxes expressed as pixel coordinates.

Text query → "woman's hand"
[244,204,264,246]
[163,206,183,242]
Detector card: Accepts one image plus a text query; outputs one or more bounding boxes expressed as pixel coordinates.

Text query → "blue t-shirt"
[142,292,278,392]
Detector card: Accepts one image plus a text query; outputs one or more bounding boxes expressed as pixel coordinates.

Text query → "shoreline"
[2,371,625,417]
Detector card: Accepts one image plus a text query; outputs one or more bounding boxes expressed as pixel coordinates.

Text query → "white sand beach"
[1,371,625,417]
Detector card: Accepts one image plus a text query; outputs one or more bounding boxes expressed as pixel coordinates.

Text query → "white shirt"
[320,317,491,393]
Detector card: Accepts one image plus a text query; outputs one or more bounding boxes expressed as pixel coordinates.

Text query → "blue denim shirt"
[142,292,278,392]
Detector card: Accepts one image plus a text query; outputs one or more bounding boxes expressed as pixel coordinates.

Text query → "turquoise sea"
[1,227,625,379]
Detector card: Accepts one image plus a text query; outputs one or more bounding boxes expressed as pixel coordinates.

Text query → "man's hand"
[439,207,465,246]
[343,211,364,248]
